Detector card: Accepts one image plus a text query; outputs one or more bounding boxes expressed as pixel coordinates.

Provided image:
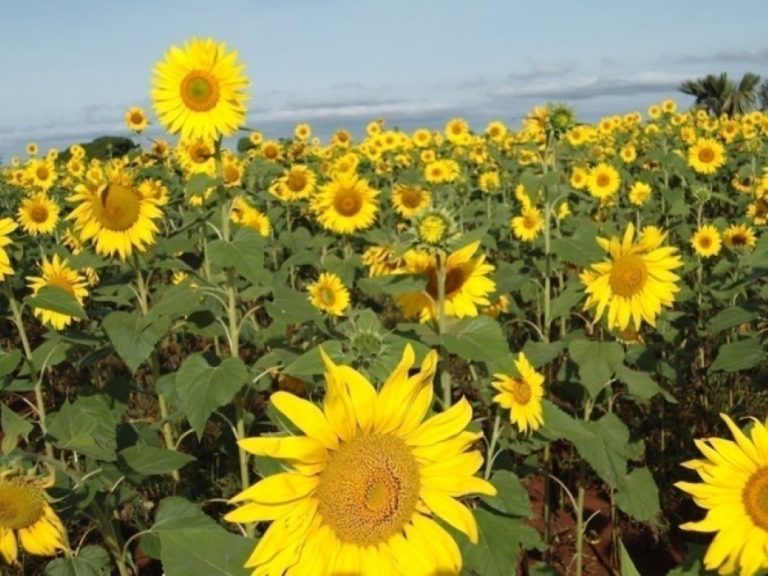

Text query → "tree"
[679,72,761,116]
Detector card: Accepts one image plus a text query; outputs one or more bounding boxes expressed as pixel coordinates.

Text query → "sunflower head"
[492,352,545,433]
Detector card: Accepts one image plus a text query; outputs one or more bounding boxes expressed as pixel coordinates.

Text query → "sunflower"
[67,168,163,260]
[260,140,283,162]
[580,223,683,331]
[723,224,757,251]
[492,352,545,434]
[478,171,501,193]
[511,205,544,242]
[362,245,406,277]
[176,137,216,176]
[676,413,768,576]
[445,117,471,145]
[26,142,38,156]
[124,106,149,133]
[151,37,249,141]
[485,120,507,143]
[17,193,60,236]
[269,165,317,201]
[231,197,272,237]
[0,470,68,566]
[411,128,432,148]
[628,181,652,207]
[313,173,379,235]
[397,241,496,323]
[587,163,621,201]
[307,272,350,316]
[570,166,589,190]
[294,122,312,141]
[688,138,727,175]
[27,255,89,330]
[391,184,431,218]
[619,144,637,163]
[0,218,18,282]
[225,345,496,575]
[691,225,722,258]
[25,159,57,192]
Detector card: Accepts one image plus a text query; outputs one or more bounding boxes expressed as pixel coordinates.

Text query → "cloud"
[506,60,573,81]
[672,47,768,65]
[490,71,690,101]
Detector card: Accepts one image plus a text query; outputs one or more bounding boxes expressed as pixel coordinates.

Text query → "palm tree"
[679,72,761,116]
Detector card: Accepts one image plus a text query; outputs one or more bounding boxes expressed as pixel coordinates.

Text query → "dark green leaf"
[615,467,661,523]
[707,305,758,334]
[47,396,118,461]
[207,228,266,285]
[120,445,195,476]
[26,286,87,320]
[160,528,253,576]
[1,403,33,454]
[45,545,111,576]
[709,337,766,373]
[615,365,675,403]
[441,316,509,363]
[569,339,624,398]
[481,470,532,517]
[102,311,165,373]
[0,349,22,378]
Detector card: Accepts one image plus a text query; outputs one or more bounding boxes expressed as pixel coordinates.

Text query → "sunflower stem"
[575,398,593,576]
[5,283,54,459]
[484,412,502,480]
[436,251,451,409]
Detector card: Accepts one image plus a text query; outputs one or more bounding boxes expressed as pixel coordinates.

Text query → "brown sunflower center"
[698,236,712,249]
[743,467,768,530]
[698,147,715,164]
[36,166,50,181]
[522,215,537,230]
[286,170,307,192]
[130,112,144,125]
[189,144,211,164]
[30,204,50,223]
[96,184,141,232]
[426,265,466,300]
[180,71,220,112]
[334,189,362,217]
[511,378,532,405]
[730,232,748,246]
[223,164,241,184]
[263,145,280,160]
[609,254,648,298]
[318,286,336,307]
[596,173,610,187]
[0,479,46,530]
[399,187,424,209]
[317,434,419,545]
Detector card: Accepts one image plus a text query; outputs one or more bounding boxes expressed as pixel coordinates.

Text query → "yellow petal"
[271,392,339,450]
[419,487,478,543]
[406,513,462,574]
[229,472,318,504]
[244,500,318,568]
[224,499,301,524]
[406,397,472,447]
[0,528,18,565]
[334,365,377,434]
[238,436,328,464]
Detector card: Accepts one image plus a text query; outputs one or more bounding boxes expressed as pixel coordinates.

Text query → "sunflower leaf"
[26,285,87,320]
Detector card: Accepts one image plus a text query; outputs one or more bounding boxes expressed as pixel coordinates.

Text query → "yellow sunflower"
[225,345,496,575]
[0,218,18,282]
[152,37,249,141]
[723,224,757,251]
[391,184,431,218]
[485,120,507,143]
[313,173,379,235]
[17,193,60,236]
[25,159,57,192]
[362,245,406,277]
[176,137,216,176]
[124,106,149,133]
[511,205,544,242]
[294,122,312,141]
[0,470,68,566]
[492,352,545,434]
[27,254,89,330]
[307,272,350,316]
[570,166,589,190]
[628,181,652,207]
[478,171,501,193]
[580,223,683,331]
[445,117,471,145]
[587,163,621,202]
[269,165,317,201]
[676,413,768,576]
[691,225,722,258]
[688,138,727,175]
[230,197,272,237]
[397,241,496,323]
[67,168,163,260]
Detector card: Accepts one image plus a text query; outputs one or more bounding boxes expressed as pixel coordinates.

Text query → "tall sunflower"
[676,414,768,576]
[67,169,163,260]
[27,254,89,330]
[691,224,722,258]
[231,197,271,237]
[307,272,350,316]
[152,38,249,141]
[688,138,726,175]
[0,470,68,566]
[391,184,431,218]
[587,163,621,202]
[580,223,683,331]
[511,205,544,242]
[397,241,496,323]
[124,106,149,133]
[313,173,379,235]
[0,218,18,282]
[226,345,496,575]
[17,193,59,236]
[492,352,545,434]
[269,165,317,201]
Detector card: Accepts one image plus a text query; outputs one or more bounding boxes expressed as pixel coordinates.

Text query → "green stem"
[436,251,452,409]
[483,413,502,480]
[575,398,593,576]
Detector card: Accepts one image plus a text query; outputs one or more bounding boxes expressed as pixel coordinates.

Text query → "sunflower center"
[318,287,336,307]
[596,173,610,187]
[189,144,211,164]
[609,254,648,297]
[511,378,532,405]
[418,214,448,244]
[286,171,307,192]
[36,166,50,181]
[47,273,76,296]
[334,190,362,217]
[0,479,46,530]
[426,266,466,300]
[180,71,220,112]
[317,434,419,546]
[400,187,424,209]
[731,233,747,246]
[698,147,715,163]
[130,112,144,125]
[743,467,768,530]
[523,215,537,230]
[30,204,49,223]
[224,164,241,183]
[698,236,712,249]
[96,184,141,231]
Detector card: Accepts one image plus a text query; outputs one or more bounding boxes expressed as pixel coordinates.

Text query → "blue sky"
[1,0,767,158]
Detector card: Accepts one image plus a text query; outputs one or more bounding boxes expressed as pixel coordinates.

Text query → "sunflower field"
[0,37,767,576]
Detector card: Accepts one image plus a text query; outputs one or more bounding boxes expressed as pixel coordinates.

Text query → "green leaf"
[264,285,324,328]
[1,404,33,454]
[47,395,119,461]
[709,337,766,373]
[573,414,634,489]
[145,282,204,324]
[441,316,509,363]
[141,496,218,559]
[540,400,593,444]
[521,341,565,369]
[160,527,254,576]
[174,354,249,438]
[551,223,604,266]
[549,279,585,322]
[26,286,87,320]
[615,467,661,523]
[207,227,266,285]
[615,364,675,403]
[283,341,344,379]
[619,540,642,576]
[185,173,220,197]
[120,445,195,476]
[0,349,22,378]
[707,305,758,335]
[357,274,426,296]
[568,339,624,398]
[102,311,165,373]
[460,507,542,576]
[481,470,532,517]
[45,545,111,576]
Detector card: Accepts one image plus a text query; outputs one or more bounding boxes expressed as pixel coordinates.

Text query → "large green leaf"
[120,445,195,476]
[709,337,766,373]
[551,222,604,266]
[614,365,675,403]
[174,354,249,438]
[0,349,23,378]
[441,316,509,363]
[481,470,533,517]
[615,467,661,523]
[573,414,639,489]
[207,228,266,285]
[47,396,118,461]
[706,305,758,335]
[26,285,87,320]
[568,339,624,398]
[1,404,33,454]
[44,545,111,576]
[102,310,166,373]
